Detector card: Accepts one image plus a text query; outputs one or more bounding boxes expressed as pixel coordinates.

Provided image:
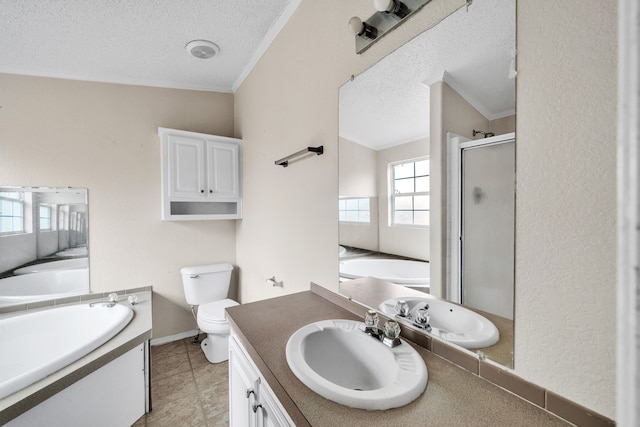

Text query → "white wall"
[236,0,617,419]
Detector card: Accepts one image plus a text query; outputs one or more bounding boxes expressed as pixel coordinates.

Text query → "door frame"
[446,131,515,304]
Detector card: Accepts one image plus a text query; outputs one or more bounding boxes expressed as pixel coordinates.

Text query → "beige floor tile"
[145,394,206,427]
[187,345,211,369]
[193,361,228,391]
[152,351,192,381]
[151,370,198,406]
[206,411,229,427]
[145,339,231,426]
[151,340,187,361]
[200,381,229,419]
[132,414,146,426]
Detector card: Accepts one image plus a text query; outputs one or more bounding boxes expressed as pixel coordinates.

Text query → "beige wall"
[0,74,237,339]
[234,0,464,303]
[429,80,491,297]
[515,0,617,417]
[236,0,616,420]
[339,138,379,252]
[377,138,429,260]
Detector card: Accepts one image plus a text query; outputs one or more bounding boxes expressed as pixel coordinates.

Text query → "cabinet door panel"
[169,137,205,198]
[207,141,239,198]
[229,338,259,427]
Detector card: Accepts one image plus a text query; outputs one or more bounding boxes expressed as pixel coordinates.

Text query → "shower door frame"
[446,131,515,307]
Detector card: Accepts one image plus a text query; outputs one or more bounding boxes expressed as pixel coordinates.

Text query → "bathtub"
[0,302,133,400]
[0,269,90,307]
[55,247,88,257]
[340,258,430,289]
[13,258,88,275]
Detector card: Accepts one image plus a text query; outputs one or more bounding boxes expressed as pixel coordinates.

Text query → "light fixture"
[373,0,410,19]
[348,16,378,40]
[348,0,432,54]
[185,40,220,59]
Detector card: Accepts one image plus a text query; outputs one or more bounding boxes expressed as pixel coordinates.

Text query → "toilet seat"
[197,298,238,332]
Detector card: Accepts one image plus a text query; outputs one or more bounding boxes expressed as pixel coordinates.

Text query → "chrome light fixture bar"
[349,0,432,54]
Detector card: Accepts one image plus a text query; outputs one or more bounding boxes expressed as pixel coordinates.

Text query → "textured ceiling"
[339,0,516,150]
[0,0,298,92]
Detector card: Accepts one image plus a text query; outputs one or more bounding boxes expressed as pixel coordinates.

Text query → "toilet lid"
[198,298,239,323]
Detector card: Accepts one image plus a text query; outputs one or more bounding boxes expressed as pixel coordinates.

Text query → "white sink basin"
[285,319,428,410]
[379,297,499,349]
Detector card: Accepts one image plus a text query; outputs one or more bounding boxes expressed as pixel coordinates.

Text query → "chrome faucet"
[413,303,431,332]
[362,310,402,348]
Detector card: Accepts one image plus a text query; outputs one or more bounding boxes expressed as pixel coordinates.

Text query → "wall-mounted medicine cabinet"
[159,127,242,220]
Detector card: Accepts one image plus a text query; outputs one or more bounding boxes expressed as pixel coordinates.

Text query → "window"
[339,197,371,223]
[0,192,25,234]
[391,158,429,226]
[39,204,52,231]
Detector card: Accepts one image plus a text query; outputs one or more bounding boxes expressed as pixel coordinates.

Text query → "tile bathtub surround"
[0,285,153,315]
[133,335,229,427]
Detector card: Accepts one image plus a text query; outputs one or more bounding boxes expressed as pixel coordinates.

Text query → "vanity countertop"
[0,289,153,424]
[226,288,569,426]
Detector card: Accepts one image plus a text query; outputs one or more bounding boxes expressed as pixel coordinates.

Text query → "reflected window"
[39,204,52,231]
[391,158,429,226]
[339,197,371,223]
[0,192,25,235]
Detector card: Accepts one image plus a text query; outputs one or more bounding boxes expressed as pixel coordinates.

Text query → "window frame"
[0,191,26,235]
[339,197,372,224]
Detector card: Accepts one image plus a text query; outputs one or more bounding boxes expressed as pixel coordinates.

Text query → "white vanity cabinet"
[229,331,294,427]
[159,127,242,220]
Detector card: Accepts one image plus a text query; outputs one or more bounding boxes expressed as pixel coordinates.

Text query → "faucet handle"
[394,300,409,317]
[383,320,401,339]
[382,320,402,348]
[414,305,431,331]
[364,309,379,329]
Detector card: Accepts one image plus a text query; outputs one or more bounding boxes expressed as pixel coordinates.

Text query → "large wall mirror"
[0,187,89,307]
[339,0,516,368]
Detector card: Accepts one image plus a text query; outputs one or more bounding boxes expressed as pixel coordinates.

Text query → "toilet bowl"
[197,298,239,363]
[181,263,238,363]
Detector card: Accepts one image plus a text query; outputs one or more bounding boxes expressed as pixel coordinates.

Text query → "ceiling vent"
[185,40,220,59]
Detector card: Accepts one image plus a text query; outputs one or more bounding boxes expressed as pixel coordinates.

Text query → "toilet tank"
[181,263,233,306]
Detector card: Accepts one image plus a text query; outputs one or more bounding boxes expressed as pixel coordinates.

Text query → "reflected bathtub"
[340,258,430,290]
[0,302,133,399]
[13,258,88,275]
[0,269,90,307]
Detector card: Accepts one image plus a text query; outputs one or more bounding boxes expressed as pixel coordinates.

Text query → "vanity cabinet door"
[206,140,240,199]
[229,337,259,427]
[229,332,294,427]
[258,381,293,427]
[167,135,206,199]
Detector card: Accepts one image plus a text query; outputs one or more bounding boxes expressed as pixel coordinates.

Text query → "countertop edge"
[0,290,153,424]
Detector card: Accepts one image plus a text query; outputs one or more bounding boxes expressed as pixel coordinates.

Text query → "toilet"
[181,263,238,363]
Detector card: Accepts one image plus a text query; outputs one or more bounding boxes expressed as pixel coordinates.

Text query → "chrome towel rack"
[275,146,324,167]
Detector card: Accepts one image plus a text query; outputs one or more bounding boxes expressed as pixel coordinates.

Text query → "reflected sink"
[379,297,499,349]
[285,319,428,410]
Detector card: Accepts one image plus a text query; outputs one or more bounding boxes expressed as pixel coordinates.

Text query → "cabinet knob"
[245,389,255,399]
[252,402,263,413]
